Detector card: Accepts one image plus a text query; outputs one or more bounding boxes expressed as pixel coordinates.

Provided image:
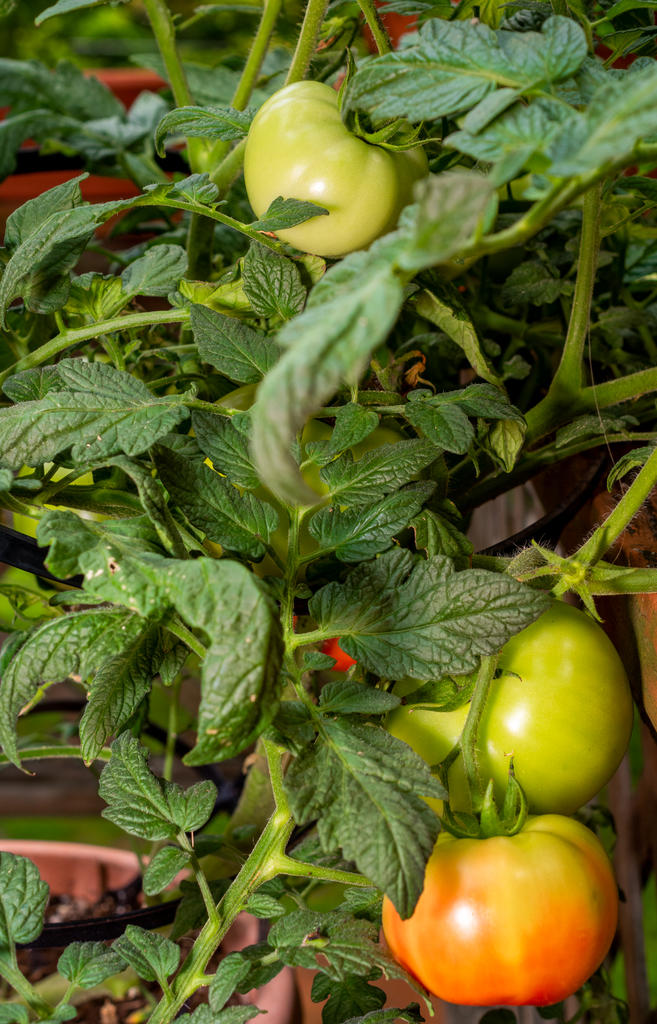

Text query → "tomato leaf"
[318,681,400,715]
[284,720,445,916]
[251,246,405,504]
[411,507,473,569]
[112,924,180,986]
[35,0,130,25]
[410,284,501,386]
[57,943,127,990]
[321,440,439,507]
[250,196,329,232]
[79,624,162,764]
[0,607,146,768]
[192,410,260,489]
[0,852,49,946]
[142,847,191,897]
[154,445,279,560]
[0,359,190,470]
[99,733,217,840]
[155,105,253,156]
[242,243,307,321]
[311,972,386,1024]
[344,16,587,123]
[190,304,280,383]
[308,482,435,562]
[309,548,551,679]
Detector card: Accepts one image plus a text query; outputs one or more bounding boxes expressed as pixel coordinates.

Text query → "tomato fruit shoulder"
[243,80,428,258]
[382,814,618,1006]
[386,601,633,814]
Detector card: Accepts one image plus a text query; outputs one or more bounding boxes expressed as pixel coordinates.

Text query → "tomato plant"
[387,602,634,814]
[382,814,619,1006]
[243,80,428,257]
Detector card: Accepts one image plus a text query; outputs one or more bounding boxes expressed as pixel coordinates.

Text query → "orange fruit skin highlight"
[382,815,618,1007]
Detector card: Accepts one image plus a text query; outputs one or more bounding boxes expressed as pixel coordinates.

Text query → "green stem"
[163,676,182,783]
[141,0,208,173]
[285,0,331,84]
[587,566,657,595]
[0,309,189,387]
[147,810,295,1023]
[0,952,53,1018]
[179,832,220,928]
[208,0,283,173]
[524,183,603,444]
[209,137,248,192]
[564,443,657,569]
[164,615,208,660]
[457,655,498,810]
[0,746,112,767]
[274,854,371,887]
[581,365,657,410]
[358,0,392,54]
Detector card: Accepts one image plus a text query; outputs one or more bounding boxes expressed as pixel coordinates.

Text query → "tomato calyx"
[348,110,427,153]
[441,772,529,839]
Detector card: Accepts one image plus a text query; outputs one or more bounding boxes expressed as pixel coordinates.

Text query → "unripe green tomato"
[243,80,429,258]
[387,602,634,815]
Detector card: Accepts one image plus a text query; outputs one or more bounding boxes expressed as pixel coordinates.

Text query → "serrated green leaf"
[411,285,500,385]
[311,972,386,1024]
[251,247,405,505]
[0,853,48,945]
[0,608,145,768]
[57,942,126,990]
[399,172,496,272]
[80,625,161,763]
[309,548,550,680]
[0,1005,30,1024]
[112,924,180,985]
[209,953,253,1012]
[99,733,217,840]
[411,508,473,569]
[318,681,400,715]
[121,245,188,298]
[154,446,278,560]
[285,723,444,917]
[251,196,329,233]
[405,395,474,453]
[323,405,380,460]
[344,17,587,122]
[142,847,191,896]
[242,244,307,321]
[190,304,280,382]
[320,440,438,507]
[245,893,287,918]
[501,260,564,305]
[308,483,434,562]
[155,105,252,155]
[192,410,259,489]
[0,359,190,470]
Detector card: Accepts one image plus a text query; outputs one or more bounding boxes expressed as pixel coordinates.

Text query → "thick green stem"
[457,655,498,810]
[524,183,603,444]
[358,0,392,54]
[0,952,53,1018]
[286,0,331,84]
[208,0,283,174]
[147,809,295,1023]
[209,137,248,192]
[274,854,371,887]
[0,309,189,387]
[581,365,657,410]
[141,0,208,173]
[565,444,657,569]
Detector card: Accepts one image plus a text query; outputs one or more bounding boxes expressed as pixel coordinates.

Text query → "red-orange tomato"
[382,815,618,1007]
[322,637,357,672]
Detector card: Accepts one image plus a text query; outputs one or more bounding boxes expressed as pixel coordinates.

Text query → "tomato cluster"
[381,601,632,1006]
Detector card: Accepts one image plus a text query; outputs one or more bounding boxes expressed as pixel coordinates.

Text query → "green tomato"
[387,601,634,815]
[243,81,428,258]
